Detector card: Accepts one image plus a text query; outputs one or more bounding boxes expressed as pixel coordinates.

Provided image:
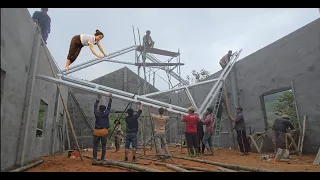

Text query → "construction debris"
[154,162,190,172]
[173,156,278,172]
[10,160,44,172]
[275,148,290,160]
[93,160,161,172]
[313,148,320,166]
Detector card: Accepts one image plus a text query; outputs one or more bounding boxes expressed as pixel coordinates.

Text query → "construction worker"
[272,114,294,154]
[32,8,51,44]
[64,29,108,71]
[202,107,214,155]
[124,102,142,162]
[219,50,232,69]
[150,107,171,158]
[143,30,155,48]
[181,106,200,157]
[114,119,123,153]
[92,93,112,162]
[228,107,250,156]
[196,118,205,155]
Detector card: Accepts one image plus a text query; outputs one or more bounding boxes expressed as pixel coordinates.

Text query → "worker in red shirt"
[181,106,200,157]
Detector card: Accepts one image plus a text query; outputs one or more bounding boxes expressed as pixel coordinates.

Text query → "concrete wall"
[1,8,69,171]
[179,18,320,153]
[66,18,320,153]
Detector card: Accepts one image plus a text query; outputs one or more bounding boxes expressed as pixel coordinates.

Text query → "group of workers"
[33,8,295,161]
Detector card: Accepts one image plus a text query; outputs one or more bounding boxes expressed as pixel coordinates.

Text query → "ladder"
[212,85,225,148]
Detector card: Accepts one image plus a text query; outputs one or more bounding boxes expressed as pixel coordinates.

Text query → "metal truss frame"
[37,45,242,118]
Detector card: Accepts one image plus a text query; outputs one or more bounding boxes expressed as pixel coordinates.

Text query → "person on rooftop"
[64,29,108,71]
[32,8,51,44]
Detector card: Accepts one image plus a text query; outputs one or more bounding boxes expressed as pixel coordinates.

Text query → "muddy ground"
[25,147,319,172]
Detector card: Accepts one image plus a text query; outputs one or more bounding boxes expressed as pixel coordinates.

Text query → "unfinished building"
[1,8,319,172]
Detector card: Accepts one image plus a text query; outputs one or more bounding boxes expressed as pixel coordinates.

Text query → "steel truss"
[37,46,242,118]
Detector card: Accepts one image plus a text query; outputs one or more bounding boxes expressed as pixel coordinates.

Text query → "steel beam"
[61,45,136,73]
[62,46,136,75]
[197,49,242,118]
[135,63,185,67]
[146,54,189,85]
[143,78,218,97]
[37,74,188,115]
[185,87,198,110]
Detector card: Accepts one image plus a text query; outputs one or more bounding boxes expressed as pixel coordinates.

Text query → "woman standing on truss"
[64,29,108,70]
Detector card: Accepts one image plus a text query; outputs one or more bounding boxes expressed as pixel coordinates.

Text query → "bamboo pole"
[176,165,220,172]
[93,160,161,172]
[43,42,84,163]
[223,84,236,149]
[10,160,44,172]
[172,156,278,172]
[154,162,190,172]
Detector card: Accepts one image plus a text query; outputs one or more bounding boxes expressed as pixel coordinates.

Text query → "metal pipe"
[197,49,242,118]
[146,54,189,85]
[185,87,198,110]
[61,45,135,73]
[38,74,188,114]
[143,78,218,97]
[63,47,135,75]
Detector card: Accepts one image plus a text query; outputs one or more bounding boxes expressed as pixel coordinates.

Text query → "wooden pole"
[223,84,236,149]
[93,160,161,172]
[10,160,44,172]
[172,156,278,172]
[43,44,85,163]
[154,162,190,172]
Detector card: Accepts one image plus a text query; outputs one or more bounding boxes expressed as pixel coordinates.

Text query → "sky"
[28,8,319,91]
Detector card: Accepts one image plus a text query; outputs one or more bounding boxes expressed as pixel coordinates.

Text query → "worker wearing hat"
[272,114,294,154]
[32,8,51,44]
[181,106,200,157]
[202,107,215,155]
[228,107,250,155]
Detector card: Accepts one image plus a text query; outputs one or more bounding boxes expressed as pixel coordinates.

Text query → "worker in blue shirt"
[92,93,112,161]
[32,8,51,44]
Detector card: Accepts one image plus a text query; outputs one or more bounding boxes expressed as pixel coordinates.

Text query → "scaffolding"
[37,26,242,155]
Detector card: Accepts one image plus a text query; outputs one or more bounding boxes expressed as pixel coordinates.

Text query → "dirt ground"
[26,147,319,172]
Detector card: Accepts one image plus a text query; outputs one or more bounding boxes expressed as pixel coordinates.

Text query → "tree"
[186,69,211,84]
[271,90,299,128]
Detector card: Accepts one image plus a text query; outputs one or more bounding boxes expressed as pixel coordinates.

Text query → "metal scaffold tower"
[37,26,242,153]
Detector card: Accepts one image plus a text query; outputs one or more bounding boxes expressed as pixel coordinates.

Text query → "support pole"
[42,40,85,163]
[223,83,236,149]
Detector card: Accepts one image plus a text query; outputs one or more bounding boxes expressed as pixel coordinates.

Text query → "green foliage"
[37,104,46,130]
[264,90,298,130]
[272,90,298,128]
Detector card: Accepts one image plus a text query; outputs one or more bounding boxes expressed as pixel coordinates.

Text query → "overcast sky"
[28,8,319,91]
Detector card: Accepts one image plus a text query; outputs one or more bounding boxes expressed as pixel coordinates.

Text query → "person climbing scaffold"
[64,29,108,70]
